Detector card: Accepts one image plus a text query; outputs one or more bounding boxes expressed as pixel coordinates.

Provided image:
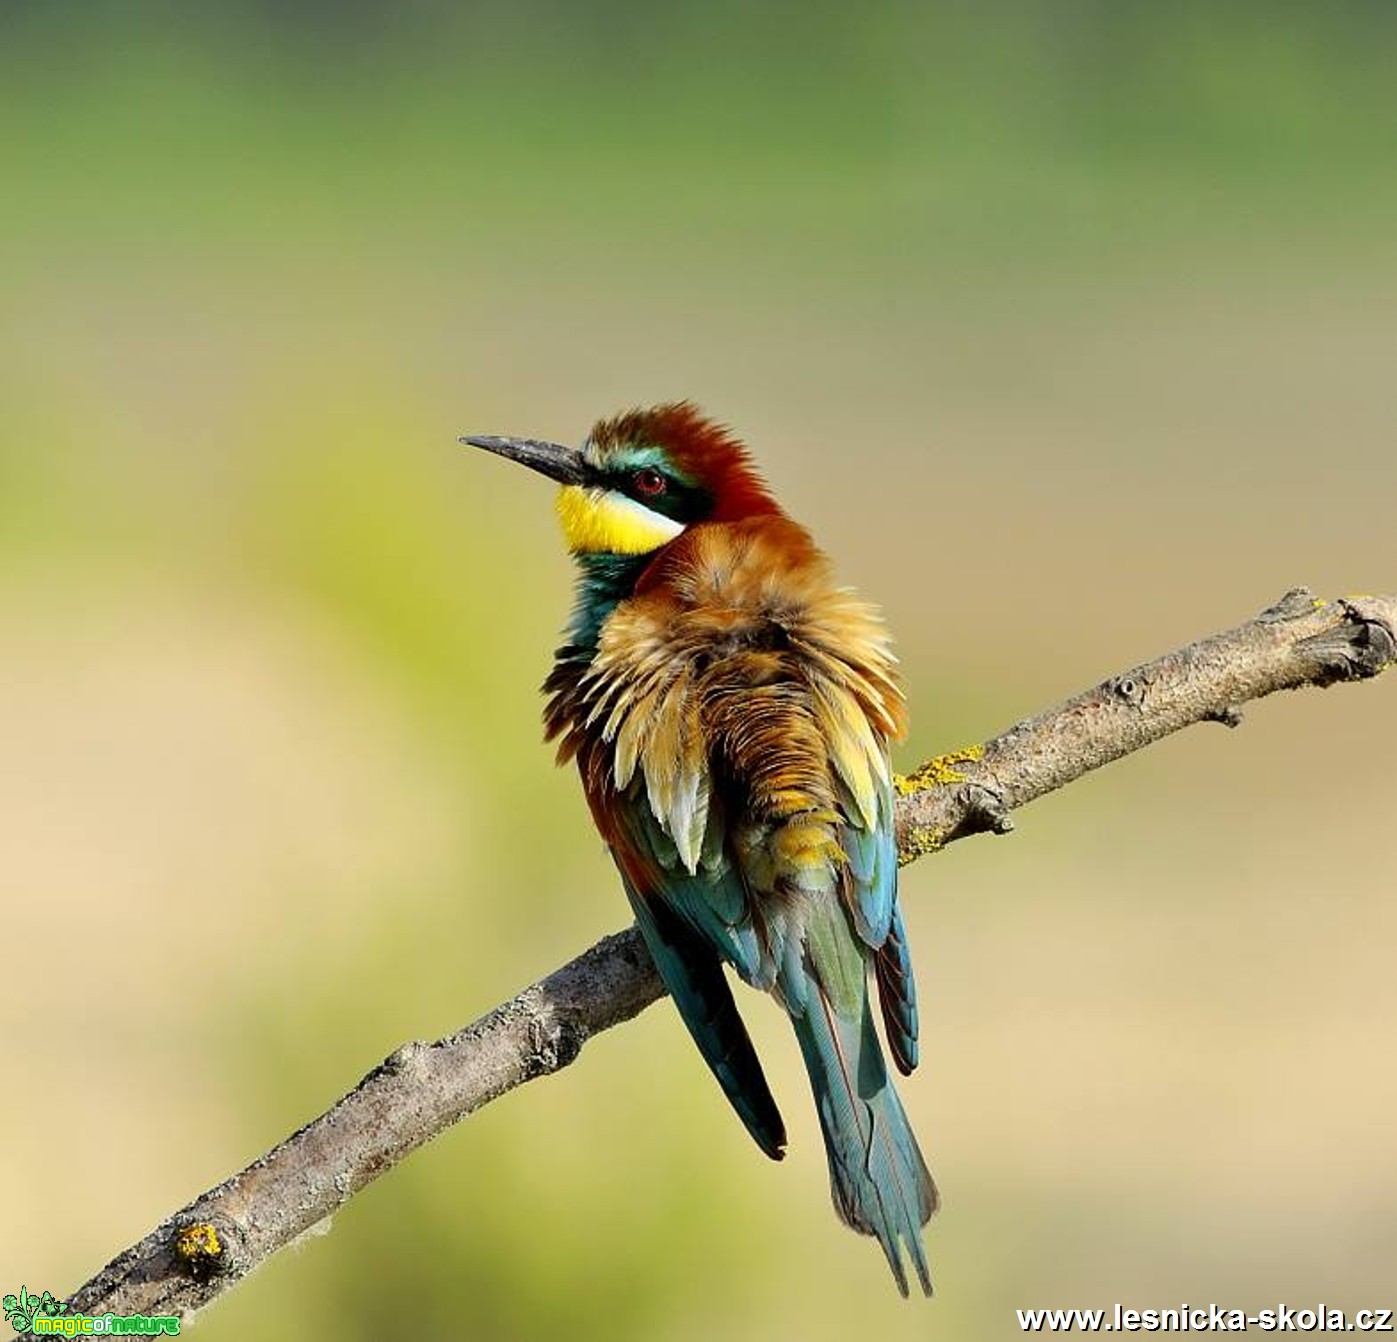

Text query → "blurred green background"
[4,2,1395,1337]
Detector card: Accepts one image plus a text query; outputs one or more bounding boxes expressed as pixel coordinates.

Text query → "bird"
[462,402,937,1295]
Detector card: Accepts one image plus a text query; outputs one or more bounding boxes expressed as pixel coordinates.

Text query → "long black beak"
[459,435,590,486]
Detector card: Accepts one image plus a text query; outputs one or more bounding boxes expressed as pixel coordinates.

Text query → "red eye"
[633,468,667,497]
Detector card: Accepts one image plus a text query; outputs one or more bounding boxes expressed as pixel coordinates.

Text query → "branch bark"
[65,588,1395,1321]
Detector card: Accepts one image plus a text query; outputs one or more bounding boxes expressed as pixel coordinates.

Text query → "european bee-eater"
[463,402,937,1294]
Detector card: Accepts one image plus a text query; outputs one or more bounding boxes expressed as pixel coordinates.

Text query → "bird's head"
[462,402,780,557]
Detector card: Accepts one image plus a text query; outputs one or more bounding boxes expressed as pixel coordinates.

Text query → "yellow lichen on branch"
[895,745,985,795]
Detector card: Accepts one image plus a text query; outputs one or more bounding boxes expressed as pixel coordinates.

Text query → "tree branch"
[64,588,1395,1321]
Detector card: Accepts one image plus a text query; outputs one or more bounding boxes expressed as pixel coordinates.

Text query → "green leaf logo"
[4,1285,39,1332]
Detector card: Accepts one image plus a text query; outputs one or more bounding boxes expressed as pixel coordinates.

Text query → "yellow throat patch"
[556,486,685,555]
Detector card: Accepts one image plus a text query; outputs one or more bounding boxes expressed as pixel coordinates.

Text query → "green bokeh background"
[4,4,1395,1338]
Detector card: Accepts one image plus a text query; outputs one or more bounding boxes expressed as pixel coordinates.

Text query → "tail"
[789,964,938,1296]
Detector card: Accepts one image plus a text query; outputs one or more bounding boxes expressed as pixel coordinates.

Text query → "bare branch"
[65,588,1395,1321]
[894,589,1396,855]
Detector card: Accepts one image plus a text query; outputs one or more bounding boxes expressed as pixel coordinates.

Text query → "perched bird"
[462,403,937,1294]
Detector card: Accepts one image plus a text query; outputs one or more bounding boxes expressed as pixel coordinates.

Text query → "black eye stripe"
[600,462,711,523]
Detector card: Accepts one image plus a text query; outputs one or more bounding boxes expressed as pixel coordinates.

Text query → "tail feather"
[627,885,789,1161]
[874,900,920,1077]
[790,968,938,1296]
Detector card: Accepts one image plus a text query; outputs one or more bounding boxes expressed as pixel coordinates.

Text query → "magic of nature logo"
[4,1287,179,1337]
